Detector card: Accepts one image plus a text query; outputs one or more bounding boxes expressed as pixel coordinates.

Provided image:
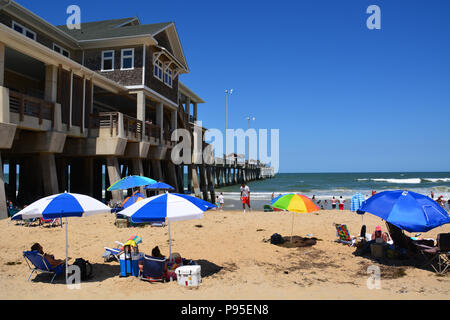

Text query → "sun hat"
[375,225,382,232]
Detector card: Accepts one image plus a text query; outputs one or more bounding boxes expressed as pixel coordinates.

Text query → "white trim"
[12,20,36,41]
[53,43,70,58]
[164,63,173,88]
[142,44,146,86]
[153,58,163,82]
[126,85,178,109]
[82,77,86,131]
[120,48,134,71]
[101,50,115,72]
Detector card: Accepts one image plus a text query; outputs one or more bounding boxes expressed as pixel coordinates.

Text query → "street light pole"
[225,89,233,157]
[246,116,255,130]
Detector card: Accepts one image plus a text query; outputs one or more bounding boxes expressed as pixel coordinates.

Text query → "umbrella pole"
[168,220,172,262]
[291,212,294,243]
[65,217,68,284]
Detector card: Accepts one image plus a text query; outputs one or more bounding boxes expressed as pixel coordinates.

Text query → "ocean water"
[212,172,450,211]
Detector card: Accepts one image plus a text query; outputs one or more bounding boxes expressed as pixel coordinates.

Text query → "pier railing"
[9,91,55,127]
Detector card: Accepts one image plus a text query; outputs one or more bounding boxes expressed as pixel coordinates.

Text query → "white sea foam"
[371,178,422,184]
[423,178,450,183]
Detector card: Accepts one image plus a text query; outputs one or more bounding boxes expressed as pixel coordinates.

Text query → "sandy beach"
[0,208,448,300]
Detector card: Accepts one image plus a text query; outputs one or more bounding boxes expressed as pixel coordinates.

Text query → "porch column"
[137,91,146,137]
[45,65,58,102]
[156,102,163,144]
[170,109,177,141]
[0,42,5,87]
[131,158,145,194]
[185,97,191,119]
[193,102,198,121]
[0,154,7,219]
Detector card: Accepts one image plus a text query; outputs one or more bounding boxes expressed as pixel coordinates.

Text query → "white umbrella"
[12,192,111,283]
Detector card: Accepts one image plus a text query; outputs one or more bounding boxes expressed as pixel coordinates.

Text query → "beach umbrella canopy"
[351,193,365,212]
[357,190,450,233]
[270,194,319,242]
[11,193,111,283]
[119,193,216,258]
[107,175,156,191]
[144,182,175,190]
[120,191,145,209]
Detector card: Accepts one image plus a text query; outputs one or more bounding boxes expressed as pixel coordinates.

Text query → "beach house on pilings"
[0,0,208,218]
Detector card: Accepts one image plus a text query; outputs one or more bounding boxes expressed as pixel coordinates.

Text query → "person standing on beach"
[331,197,337,209]
[218,193,224,211]
[240,183,251,213]
[430,191,434,199]
[338,196,345,210]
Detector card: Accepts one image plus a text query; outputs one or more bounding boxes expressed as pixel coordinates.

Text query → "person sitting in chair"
[31,243,64,267]
[371,225,390,243]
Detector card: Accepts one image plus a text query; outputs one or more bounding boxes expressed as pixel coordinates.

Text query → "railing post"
[19,94,24,122]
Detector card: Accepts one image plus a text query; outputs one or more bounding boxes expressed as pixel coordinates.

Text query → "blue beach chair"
[138,255,166,283]
[23,250,64,283]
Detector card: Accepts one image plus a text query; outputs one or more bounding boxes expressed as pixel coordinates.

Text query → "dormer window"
[101,50,114,72]
[154,59,163,81]
[121,48,134,70]
[12,21,36,40]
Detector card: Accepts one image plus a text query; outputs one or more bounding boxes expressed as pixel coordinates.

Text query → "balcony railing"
[145,122,161,141]
[93,112,142,140]
[9,91,54,127]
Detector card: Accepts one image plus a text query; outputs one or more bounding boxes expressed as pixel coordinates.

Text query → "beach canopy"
[351,193,365,212]
[11,193,111,283]
[119,193,215,259]
[357,190,450,232]
[270,194,319,242]
[121,191,145,209]
[107,175,156,191]
[144,182,175,190]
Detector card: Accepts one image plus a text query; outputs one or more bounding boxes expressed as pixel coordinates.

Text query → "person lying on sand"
[31,243,64,267]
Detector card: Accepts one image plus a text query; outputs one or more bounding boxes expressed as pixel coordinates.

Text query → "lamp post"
[246,116,256,129]
[225,89,233,157]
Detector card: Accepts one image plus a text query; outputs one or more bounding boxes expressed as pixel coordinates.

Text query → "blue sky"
[15,0,450,173]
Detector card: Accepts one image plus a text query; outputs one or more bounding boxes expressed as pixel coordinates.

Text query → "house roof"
[55,19,172,41]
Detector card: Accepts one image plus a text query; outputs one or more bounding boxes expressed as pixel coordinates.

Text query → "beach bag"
[73,258,93,281]
[270,233,284,245]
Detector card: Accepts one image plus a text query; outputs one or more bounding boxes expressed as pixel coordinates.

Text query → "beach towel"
[124,235,142,247]
[336,224,352,242]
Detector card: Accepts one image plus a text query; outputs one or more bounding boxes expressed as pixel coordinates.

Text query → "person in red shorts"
[338,196,345,210]
[240,183,251,213]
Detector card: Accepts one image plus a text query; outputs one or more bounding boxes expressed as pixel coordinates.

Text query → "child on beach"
[218,193,224,210]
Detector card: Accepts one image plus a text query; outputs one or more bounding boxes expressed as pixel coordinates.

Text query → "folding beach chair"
[24,218,39,227]
[40,217,60,228]
[416,233,450,275]
[23,250,64,283]
[138,255,166,283]
[263,205,273,212]
[102,241,124,262]
[335,224,357,246]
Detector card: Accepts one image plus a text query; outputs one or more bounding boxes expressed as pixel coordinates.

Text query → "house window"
[101,50,115,72]
[121,48,134,70]
[153,59,163,81]
[12,21,36,40]
[164,66,173,87]
[53,43,70,58]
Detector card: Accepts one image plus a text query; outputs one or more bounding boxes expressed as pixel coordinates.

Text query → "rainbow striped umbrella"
[270,194,319,242]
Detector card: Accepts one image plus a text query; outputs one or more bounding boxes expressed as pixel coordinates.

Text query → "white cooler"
[175,265,201,287]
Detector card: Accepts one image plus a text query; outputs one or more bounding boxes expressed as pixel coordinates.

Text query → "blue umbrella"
[144,182,175,190]
[107,175,156,191]
[119,193,216,259]
[357,190,450,232]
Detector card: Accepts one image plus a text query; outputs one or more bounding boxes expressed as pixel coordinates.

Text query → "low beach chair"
[263,205,273,212]
[416,233,450,274]
[24,218,39,227]
[40,217,60,228]
[138,255,166,283]
[102,241,124,262]
[335,224,357,246]
[23,250,64,283]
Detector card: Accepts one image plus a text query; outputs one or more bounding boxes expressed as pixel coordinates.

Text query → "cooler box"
[370,243,385,258]
[119,252,144,277]
[175,265,201,287]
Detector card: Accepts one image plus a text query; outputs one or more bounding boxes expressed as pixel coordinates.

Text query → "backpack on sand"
[73,258,93,281]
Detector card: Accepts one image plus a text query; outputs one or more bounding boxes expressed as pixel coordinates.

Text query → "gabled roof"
[56,19,172,42]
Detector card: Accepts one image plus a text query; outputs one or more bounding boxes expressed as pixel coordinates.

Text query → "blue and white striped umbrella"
[119,193,215,259]
[11,193,111,283]
[11,193,111,221]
